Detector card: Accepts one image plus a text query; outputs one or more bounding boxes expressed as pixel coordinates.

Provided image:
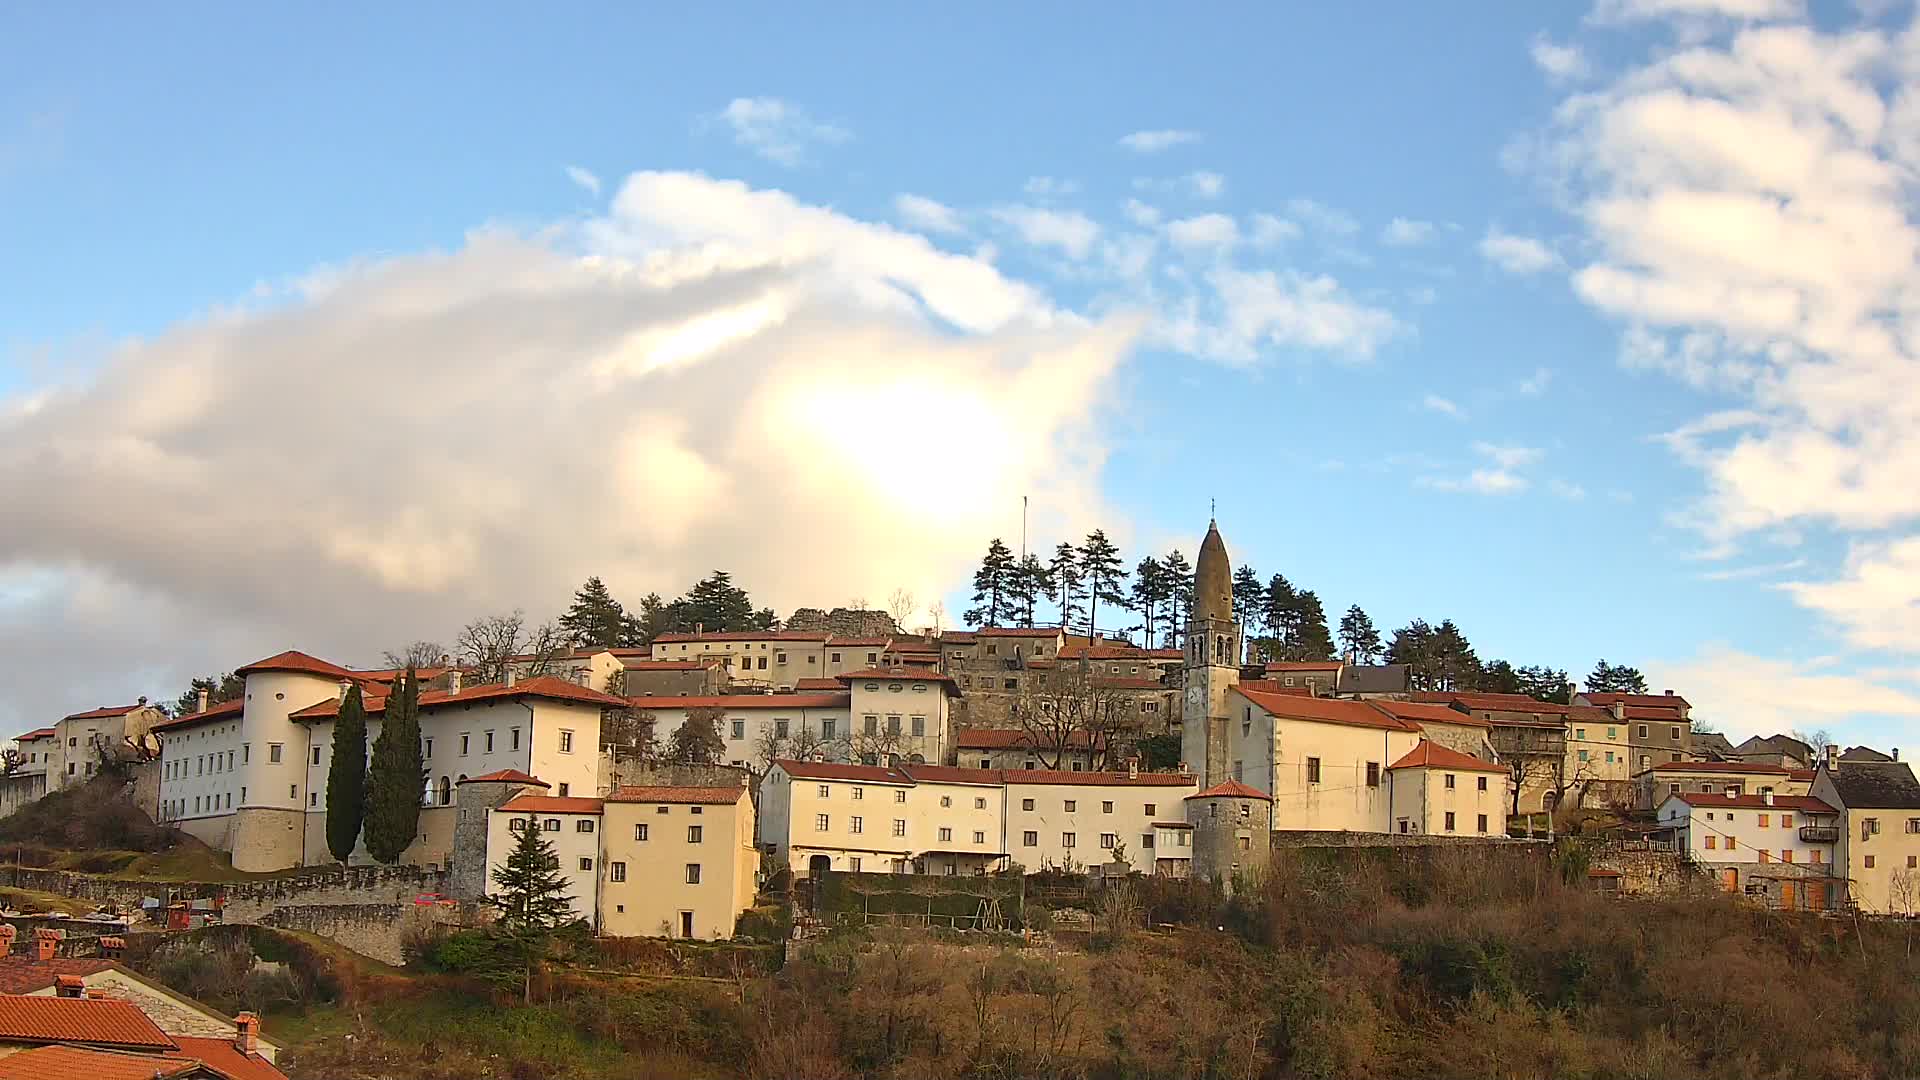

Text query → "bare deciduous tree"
[1009,664,1141,770]
[0,747,23,777]
[887,588,916,633]
[382,640,446,670]
[849,721,911,766]
[455,610,571,686]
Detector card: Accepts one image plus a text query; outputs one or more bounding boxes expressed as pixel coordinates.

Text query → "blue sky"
[4,2,1918,748]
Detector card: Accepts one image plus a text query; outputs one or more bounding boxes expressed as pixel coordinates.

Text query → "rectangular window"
[1758,813,1769,828]
[243,744,249,763]
[576,819,594,833]
[1062,832,1076,848]
[688,825,703,843]
[559,730,574,753]
[1144,803,1157,816]
[849,857,862,872]
[851,787,864,801]
[893,790,906,804]
[1022,798,1035,811]
[1444,811,1456,832]
[634,823,649,841]
[892,819,906,837]
[544,818,560,832]
[822,720,836,740]
[558,783,569,797]
[1865,855,1876,868]
[1811,849,1823,864]
[940,795,952,808]
[269,743,283,764]
[775,719,789,738]
[815,814,830,832]
[1578,749,1590,762]
[579,857,593,871]
[864,715,878,735]
[1023,830,1038,846]
[850,816,863,834]
[460,734,470,756]
[911,716,925,736]
[1445,774,1456,790]
[1781,814,1793,828]
[609,862,626,882]
[974,797,987,809]
[1142,833,1155,849]
[484,731,495,753]
[939,827,952,842]
[1477,776,1488,791]
[1477,814,1488,833]
[311,746,322,766]
[1100,833,1117,849]
[818,784,831,798]
[511,728,520,750]
[1671,727,1681,741]
[1638,725,1648,738]
[887,716,901,735]
[1366,762,1380,787]
[1064,800,1077,812]
[1102,801,1114,814]
[1781,850,1793,863]
[973,830,986,844]
[685,864,702,884]
[1306,757,1322,784]
[1726,836,1736,851]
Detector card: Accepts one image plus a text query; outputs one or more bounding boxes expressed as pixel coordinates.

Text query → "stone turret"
[1186,779,1271,892]
[449,770,550,900]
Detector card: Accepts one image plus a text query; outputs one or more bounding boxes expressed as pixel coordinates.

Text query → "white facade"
[1226,687,1424,833]
[1006,775,1194,872]
[155,705,248,823]
[624,694,851,768]
[1658,792,1840,870]
[1385,745,1509,836]
[844,668,957,766]
[488,796,604,925]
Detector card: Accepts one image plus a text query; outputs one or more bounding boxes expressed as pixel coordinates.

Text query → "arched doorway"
[809,854,831,879]
[438,776,452,805]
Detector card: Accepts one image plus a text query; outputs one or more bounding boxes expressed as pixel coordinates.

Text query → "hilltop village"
[7,519,1917,931]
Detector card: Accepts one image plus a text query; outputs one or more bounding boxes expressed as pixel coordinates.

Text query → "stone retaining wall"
[258,902,465,967]
[1271,830,1542,848]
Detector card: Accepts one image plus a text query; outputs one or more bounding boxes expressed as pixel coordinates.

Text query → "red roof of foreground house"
[60,704,147,722]
[1001,768,1194,787]
[1368,700,1492,729]
[899,764,1007,786]
[167,1036,287,1080]
[0,993,176,1050]
[1622,706,1689,721]
[618,692,851,711]
[150,697,246,733]
[0,1045,200,1080]
[0,958,115,995]
[457,769,549,787]
[291,676,626,720]
[16,727,55,742]
[233,650,353,679]
[607,785,745,805]
[1584,691,1691,709]
[1388,740,1507,773]
[1648,760,1790,775]
[1414,691,1573,714]
[792,677,842,691]
[1671,792,1837,813]
[772,759,913,784]
[1237,680,1311,695]
[1235,687,1421,732]
[499,795,605,814]
[1187,780,1271,801]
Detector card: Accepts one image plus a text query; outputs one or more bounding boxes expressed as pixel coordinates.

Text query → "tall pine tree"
[1338,605,1382,663]
[1049,542,1083,631]
[1261,573,1298,655]
[1161,549,1194,648]
[1129,556,1168,647]
[1292,590,1335,661]
[363,670,426,864]
[1009,554,1051,628]
[484,816,577,1003]
[1587,659,1649,694]
[558,576,627,648]
[965,539,1018,627]
[1078,530,1126,639]
[324,683,369,863]
[1232,565,1265,636]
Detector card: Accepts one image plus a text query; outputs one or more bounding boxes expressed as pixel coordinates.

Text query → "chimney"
[54,975,84,998]
[1763,791,1775,806]
[34,929,59,962]
[1127,756,1140,780]
[1610,702,1626,720]
[506,668,518,688]
[137,696,147,706]
[1894,748,1901,762]
[1663,689,1674,697]
[440,652,452,668]
[1827,744,1841,767]
[197,688,210,714]
[1725,785,1740,799]
[0,924,16,955]
[234,1012,260,1055]
[448,669,464,695]
[337,680,351,703]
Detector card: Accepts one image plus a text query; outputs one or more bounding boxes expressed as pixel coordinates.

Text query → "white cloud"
[894,193,964,234]
[1591,0,1804,22]
[1644,644,1920,743]
[1531,36,1591,80]
[1697,557,1807,581]
[1187,171,1225,199]
[1132,171,1228,199]
[1023,176,1079,197]
[1475,442,1544,470]
[1122,199,1161,228]
[0,172,1133,735]
[1421,394,1466,419]
[1783,538,1920,652]
[1518,367,1554,395]
[1479,228,1560,274]
[1285,198,1359,236]
[1421,442,1545,495]
[989,205,1102,260]
[1549,479,1589,500]
[1163,213,1239,258]
[1154,267,1400,365]
[1381,217,1435,246]
[565,165,601,196]
[1249,213,1300,247]
[1118,129,1200,153]
[710,97,850,167]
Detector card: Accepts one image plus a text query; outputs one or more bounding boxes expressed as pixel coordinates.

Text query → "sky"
[3,1,1918,750]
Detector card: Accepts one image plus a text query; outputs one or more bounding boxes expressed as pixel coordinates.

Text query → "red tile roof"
[1059,643,1167,660]
[1788,768,1817,782]
[1649,760,1790,775]
[620,693,850,710]
[60,705,146,722]
[1236,687,1421,732]
[650,631,829,643]
[606,786,745,805]
[954,728,1102,751]
[457,769,549,786]
[150,698,246,733]
[939,631,978,643]
[1413,691,1574,715]
[899,764,1006,786]
[1001,768,1195,788]
[1187,780,1271,801]
[772,759,913,784]
[0,958,114,995]
[0,1045,201,1080]
[1265,661,1342,673]
[233,650,353,679]
[617,660,716,671]
[499,795,605,814]
[1237,680,1312,695]
[1585,692,1691,709]
[1368,700,1492,729]
[168,1036,289,1080]
[1622,706,1689,721]
[15,728,55,742]
[0,993,176,1050]
[836,665,956,684]
[291,676,626,720]
[829,637,895,647]
[792,678,843,691]
[1670,792,1837,813]
[1388,740,1507,773]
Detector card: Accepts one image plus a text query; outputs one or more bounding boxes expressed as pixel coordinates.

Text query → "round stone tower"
[1182,520,1242,788]
[1186,780,1271,893]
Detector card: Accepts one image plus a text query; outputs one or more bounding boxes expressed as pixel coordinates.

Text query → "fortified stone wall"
[1270,830,1540,848]
[257,902,465,966]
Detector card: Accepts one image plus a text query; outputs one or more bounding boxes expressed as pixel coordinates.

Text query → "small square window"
[1064,800,1077,812]
[579,857,593,871]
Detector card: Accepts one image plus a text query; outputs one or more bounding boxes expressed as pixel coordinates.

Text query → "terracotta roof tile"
[1237,680,1311,695]
[1387,740,1507,773]
[0,958,115,995]
[292,676,626,721]
[1001,768,1195,788]
[1368,700,1492,729]
[233,650,353,679]
[1264,661,1343,673]
[1236,687,1421,732]
[1649,760,1790,775]
[606,786,745,805]
[650,631,829,643]
[1670,792,1837,813]
[16,728,56,742]
[457,769,548,787]
[0,1045,202,1080]
[898,764,1005,786]
[0,993,176,1050]
[498,795,605,814]
[1187,780,1271,801]
[168,1036,289,1080]
[150,698,245,733]
[60,705,146,722]
[792,678,842,691]
[772,759,914,784]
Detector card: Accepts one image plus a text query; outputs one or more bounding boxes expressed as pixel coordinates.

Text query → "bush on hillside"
[0,775,179,853]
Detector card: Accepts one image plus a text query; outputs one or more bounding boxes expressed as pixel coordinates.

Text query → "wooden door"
[1806,881,1828,911]
[1780,880,1797,911]
[1719,868,1738,892]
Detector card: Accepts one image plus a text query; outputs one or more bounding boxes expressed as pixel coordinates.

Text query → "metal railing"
[1798,825,1839,843]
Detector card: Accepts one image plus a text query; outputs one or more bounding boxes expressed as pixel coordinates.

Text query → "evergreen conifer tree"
[1078,530,1126,639]
[559,576,628,648]
[1160,549,1194,647]
[1338,605,1382,663]
[363,669,425,863]
[1049,542,1083,630]
[486,815,577,931]
[1009,554,1051,627]
[965,538,1018,627]
[324,683,369,863]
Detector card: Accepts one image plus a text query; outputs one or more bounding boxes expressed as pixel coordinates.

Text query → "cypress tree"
[324,683,369,863]
[363,669,425,864]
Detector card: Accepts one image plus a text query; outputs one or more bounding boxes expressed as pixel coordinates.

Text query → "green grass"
[0,886,94,916]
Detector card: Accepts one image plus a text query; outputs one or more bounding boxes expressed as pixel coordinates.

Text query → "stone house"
[1657,790,1843,910]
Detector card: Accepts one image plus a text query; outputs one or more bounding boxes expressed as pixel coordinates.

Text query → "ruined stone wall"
[257,902,464,967]
[783,608,901,637]
[1270,829,1539,848]
[1587,846,1702,895]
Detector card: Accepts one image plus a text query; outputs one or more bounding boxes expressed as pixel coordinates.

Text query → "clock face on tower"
[1186,685,1204,712]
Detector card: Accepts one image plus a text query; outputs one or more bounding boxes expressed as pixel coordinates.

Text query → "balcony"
[1799,825,1839,844]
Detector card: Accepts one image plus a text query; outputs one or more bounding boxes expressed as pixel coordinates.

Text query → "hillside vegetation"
[130,845,1920,1080]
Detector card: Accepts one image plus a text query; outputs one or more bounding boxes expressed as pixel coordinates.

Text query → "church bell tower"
[1182,519,1241,787]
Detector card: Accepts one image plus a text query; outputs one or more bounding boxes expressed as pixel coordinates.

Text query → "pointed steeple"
[1194,519,1232,624]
